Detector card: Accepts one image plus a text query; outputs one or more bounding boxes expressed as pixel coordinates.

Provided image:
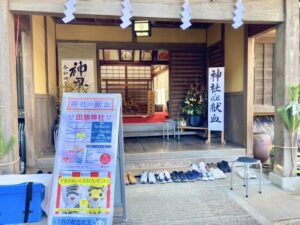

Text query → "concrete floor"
[24,136,300,225]
[28,171,300,225]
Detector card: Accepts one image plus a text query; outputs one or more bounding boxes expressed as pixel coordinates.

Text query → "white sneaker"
[140,171,148,184]
[198,162,208,173]
[156,171,166,184]
[148,171,156,184]
[217,168,226,179]
[190,164,200,172]
[207,172,215,181]
[201,172,209,181]
[163,170,173,183]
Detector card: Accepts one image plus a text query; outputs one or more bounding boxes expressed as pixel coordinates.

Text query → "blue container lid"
[0,183,45,195]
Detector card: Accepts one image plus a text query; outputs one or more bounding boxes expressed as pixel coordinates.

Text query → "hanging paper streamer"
[120,0,133,29]
[62,0,78,24]
[180,0,192,30]
[232,0,245,29]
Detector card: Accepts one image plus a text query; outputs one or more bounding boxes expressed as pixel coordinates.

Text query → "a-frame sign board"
[48,93,126,225]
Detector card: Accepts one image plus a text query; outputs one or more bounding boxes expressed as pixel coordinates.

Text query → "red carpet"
[123,112,169,124]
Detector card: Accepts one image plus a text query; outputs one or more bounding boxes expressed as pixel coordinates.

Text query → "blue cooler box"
[0,182,45,224]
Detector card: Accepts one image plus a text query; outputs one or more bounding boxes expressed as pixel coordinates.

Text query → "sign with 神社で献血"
[208,67,224,131]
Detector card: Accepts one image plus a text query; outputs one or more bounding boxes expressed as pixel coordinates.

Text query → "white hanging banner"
[62,0,78,24]
[120,0,133,29]
[208,67,225,131]
[232,0,245,29]
[48,93,122,225]
[180,0,192,30]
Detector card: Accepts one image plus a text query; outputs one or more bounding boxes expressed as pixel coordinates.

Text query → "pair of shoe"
[155,171,173,183]
[140,171,156,184]
[190,163,214,181]
[217,160,231,173]
[171,171,188,182]
[186,170,201,181]
[124,172,136,185]
[210,168,226,179]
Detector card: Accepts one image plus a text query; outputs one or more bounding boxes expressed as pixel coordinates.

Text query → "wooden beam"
[273,0,299,177]
[0,0,19,173]
[9,0,284,23]
[22,31,36,168]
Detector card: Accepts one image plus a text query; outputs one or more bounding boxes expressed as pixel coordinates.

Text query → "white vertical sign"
[48,93,121,225]
[208,67,225,131]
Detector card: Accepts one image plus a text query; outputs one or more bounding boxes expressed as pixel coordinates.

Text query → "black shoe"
[179,171,188,182]
[222,160,231,173]
[171,171,181,183]
[217,162,226,173]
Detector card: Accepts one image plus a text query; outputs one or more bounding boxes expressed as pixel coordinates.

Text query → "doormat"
[114,182,270,225]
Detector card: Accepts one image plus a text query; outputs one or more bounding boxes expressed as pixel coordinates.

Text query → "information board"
[208,67,225,131]
[48,93,122,225]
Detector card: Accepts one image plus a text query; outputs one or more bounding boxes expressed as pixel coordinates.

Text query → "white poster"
[62,59,95,92]
[208,67,225,131]
[48,93,121,225]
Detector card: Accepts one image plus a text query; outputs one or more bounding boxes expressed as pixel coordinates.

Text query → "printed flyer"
[48,94,121,225]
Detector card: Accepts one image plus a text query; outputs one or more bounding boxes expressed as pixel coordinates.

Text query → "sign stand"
[48,93,127,225]
[114,110,127,222]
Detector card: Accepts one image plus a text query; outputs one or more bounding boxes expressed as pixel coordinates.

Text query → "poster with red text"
[48,93,121,225]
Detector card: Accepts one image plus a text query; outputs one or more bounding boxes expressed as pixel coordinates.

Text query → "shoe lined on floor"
[198,162,208,173]
[179,171,188,182]
[222,160,231,173]
[190,164,200,172]
[156,171,166,184]
[201,172,209,181]
[207,172,215,181]
[140,171,148,184]
[186,170,197,182]
[171,171,181,183]
[148,171,156,184]
[217,162,226,173]
[211,168,226,179]
[163,170,173,183]
[127,172,137,184]
[124,173,130,185]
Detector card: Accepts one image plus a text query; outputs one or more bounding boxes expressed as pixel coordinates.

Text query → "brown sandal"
[124,173,130,185]
[127,172,137,184]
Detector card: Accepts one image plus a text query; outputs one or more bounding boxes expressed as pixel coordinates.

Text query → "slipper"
[127,172,137,184]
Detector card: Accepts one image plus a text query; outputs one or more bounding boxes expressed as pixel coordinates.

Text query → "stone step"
[125,147,246,173]
[35,147,245,173]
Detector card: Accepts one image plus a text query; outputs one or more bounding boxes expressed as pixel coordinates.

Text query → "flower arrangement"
[181,83,207,117]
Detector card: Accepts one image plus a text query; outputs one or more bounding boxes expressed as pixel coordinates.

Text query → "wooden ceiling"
[53,17,211,29]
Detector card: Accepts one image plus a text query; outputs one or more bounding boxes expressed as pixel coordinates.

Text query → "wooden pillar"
[0,1,19,173]
[244,27,254,156]
[22,31,36,168]
[273,0,299,177]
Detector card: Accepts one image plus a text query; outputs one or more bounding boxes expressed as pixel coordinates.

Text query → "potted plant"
[277,84,300,176]
[180,83,207,127]
[0,127,16,174]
